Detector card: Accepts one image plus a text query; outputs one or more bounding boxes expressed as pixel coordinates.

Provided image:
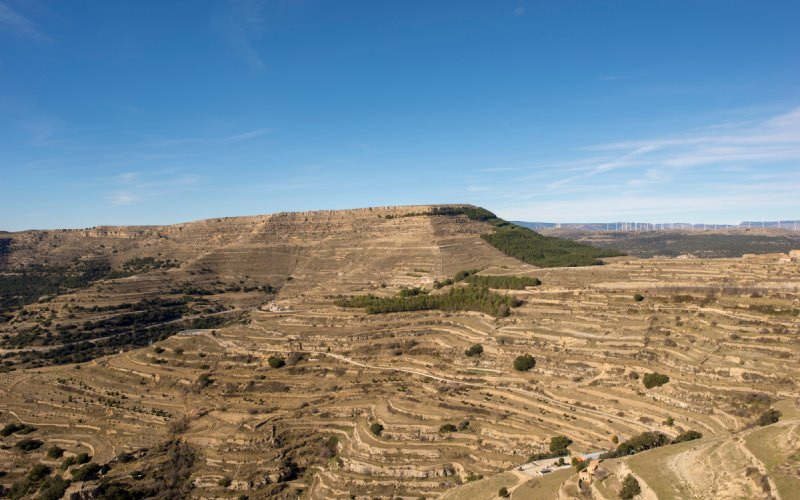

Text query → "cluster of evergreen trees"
[601,429,702,459]
[481,224,623,267]
[433,269,479,289]
[527,435,572,462]
[465,275,541,289]
[0,260,114,313]
[411,205,624,268]
[335,285,521,317]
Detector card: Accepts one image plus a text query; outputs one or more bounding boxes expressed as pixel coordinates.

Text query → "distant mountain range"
[514,220,800,231]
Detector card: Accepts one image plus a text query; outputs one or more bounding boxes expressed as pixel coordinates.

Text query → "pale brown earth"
[1,205,799,499]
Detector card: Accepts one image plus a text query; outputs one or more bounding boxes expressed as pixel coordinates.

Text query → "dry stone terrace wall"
[0,208,799,498]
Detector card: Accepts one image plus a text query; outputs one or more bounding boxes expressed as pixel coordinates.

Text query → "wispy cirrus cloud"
[0,2,49,42]
[102,170,204,207]
[543,106,800,191]
[143,127,272,148]
[218,0,267,70]
[470,105,800,223]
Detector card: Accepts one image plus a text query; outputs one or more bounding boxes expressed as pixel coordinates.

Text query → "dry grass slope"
[0,205,798,498]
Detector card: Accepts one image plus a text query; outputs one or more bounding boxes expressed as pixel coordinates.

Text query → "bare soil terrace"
[0,206,798,499]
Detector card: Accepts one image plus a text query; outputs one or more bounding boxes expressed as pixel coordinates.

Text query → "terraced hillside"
[0,206,798,499]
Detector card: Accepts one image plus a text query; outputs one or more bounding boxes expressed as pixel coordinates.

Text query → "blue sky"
[1,0,799,230]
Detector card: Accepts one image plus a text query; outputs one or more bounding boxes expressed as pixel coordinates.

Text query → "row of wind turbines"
[601,220,800,231]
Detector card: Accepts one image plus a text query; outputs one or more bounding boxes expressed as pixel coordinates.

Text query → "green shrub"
[528,435,572,462]
[369,423,384,436]
[464,344,483,357]
[528,436,572,462]
[572,457,589,471]
[268,356,285,369]
[8,463,52,498]
[0,422,26,437]
[513,354,536,371]
[70,462,100,482]
[46,446,65,459]
[619,474,641,499]
[398,287,427,297]
[671,430,702,444]
[498,486,509,497]
[218,476,232,487]
[643,372,670,389]
[439,424,458,433]
[27,463,51,482]
[757,408,781,426]
[15,438,43,451]
[549,435,573,453]
[37,476,71,500]
[465,275,541,289]
[602,431,670,458]
[634,293,645,301]
[75,452,91,465]
[453,269,480,282]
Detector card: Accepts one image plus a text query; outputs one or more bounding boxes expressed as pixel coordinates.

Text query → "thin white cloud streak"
[497,185,800,224]
[102,170,204,207]
[544,106,800,191]
[0,2,48,42]
[466,106,800,222]
[145,128,272,148]
[221,0,266,70]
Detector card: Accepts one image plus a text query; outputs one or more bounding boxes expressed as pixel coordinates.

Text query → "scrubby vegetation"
[464,344,483,357]
[757,408,781,426]
[15,438,44,451]
[580,230,800,258]
[335,285,522,317]
[465,275,541,289]
[528,435,572,461]
[672,430,703,443]
[268,356,286,369]
[37,475,71,500]
[643,372,670,389]
[602,431,671,458]
[8,463,52,498]
[1,296,235,370]
[120,257,179,274]
[0,422,34,437]
[513,354,536,371]
[619,474,641,499]
[71,462,101,481]
[369,423,384,436]
[433,269,479,289]
[0,260,113,312]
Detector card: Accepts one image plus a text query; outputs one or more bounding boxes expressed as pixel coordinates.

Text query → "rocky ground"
[0,206,798,499]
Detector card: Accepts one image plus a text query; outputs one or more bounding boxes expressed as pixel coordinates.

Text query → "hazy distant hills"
[514,220,800,231]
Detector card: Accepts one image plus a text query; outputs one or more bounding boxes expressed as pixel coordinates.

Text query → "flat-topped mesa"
[0,203,523,280]
[8,204,477,236]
